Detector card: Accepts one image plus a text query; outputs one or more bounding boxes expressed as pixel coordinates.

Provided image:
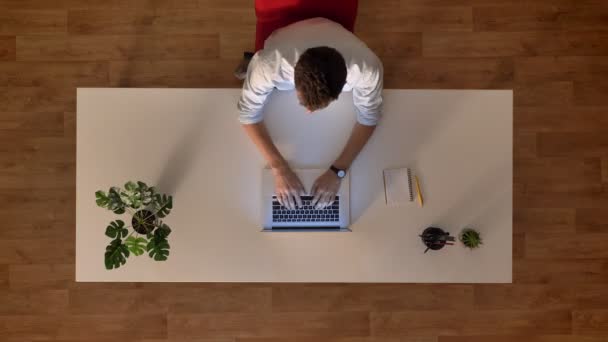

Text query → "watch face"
[337,170,346,178]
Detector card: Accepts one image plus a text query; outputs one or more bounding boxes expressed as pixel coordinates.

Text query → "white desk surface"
[76,88,513,283]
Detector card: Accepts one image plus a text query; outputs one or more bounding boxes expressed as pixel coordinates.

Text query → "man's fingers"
[276,194,284,207]
[311,189,322,207]
[310,182,319,198]
[291,189,302,208]
[315,192,327,209]
[287,193,296,210]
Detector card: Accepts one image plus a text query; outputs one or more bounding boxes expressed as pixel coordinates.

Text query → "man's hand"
[311,170,341,209]
[273,166,305,210]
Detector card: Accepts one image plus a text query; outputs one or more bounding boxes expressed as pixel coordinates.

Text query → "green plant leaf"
[105,220,128,239]
[137,181,156,206]
[154,222,172,239]
[125,236,148,256]
[95,190,110,208]
[104,238,130,269]
[147,235,170,261]
[107,187,126,214]
[153,194,173,218]
[125,181,137,191]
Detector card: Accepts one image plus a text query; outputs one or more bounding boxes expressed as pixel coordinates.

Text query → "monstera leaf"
[125,236,148,256]
[154,222,172,239]
[105,220,128,239]
[147,234,170,261]
[104,238,130,269]
[153,194,173,218]
[95,189,126,214]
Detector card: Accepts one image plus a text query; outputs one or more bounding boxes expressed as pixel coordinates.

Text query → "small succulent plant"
[459,228,482,249]
[95,181,173,270]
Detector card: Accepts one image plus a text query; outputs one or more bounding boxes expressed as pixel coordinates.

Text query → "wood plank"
[360,0,607,7]
[538,132,608,158]
[473,285,575,310]
[358,32,422,58]
[356,7,473,33]
[383,57,513,89]
[17,34,219,61]
[574,81,608,106]
[0,289,68,314]
[8,264,73,290]
[0,315,60,340]
[0,265,7,289]
[0,62,108,87]
[108,59,242,87]
[0,10,66,35]
[439,335,608,342]
[236,338,437,342]
[271,284,473,312]
[219,30,254,59]
[0,238,74,264]
[514,158,601,192]
[0,36,15,61]
[168,312,370,339]
[575,285,608,309]
[514,208,575,234]
[0,136,74,165]
[603,158,608,183]
[370,310,571,336]
[474,5,608,31]
[514,259,608,284]
[424,31,608,58]
[515,106,608,133]
[0,0,199,9]
[525,233,608,259]
[576,208,608,233]
[67,9,254,35]
[69,286,271,314]
[0,87,74,112]
[56,314,167,339]
[513,232,525,258]
[514,81,573,106]
[0,111,63,135]
[516,56,608,83]
[515,186,608,208]
[573,310,608,335]
[514,131,537,158]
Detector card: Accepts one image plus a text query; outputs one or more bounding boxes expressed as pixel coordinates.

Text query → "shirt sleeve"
[352,58,384,126]
[237,53,277,125]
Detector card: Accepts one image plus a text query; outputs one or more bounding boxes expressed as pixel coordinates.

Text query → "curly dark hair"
[294,46,347,111]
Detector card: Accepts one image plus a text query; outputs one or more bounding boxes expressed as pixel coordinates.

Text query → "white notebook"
[383,167,414,206]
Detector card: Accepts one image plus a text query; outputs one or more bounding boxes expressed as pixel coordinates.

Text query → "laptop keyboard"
[272,195,339,222]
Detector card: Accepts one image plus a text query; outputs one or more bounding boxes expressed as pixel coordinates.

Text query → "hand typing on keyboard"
[311,169,342,209]
[272,165,306,210]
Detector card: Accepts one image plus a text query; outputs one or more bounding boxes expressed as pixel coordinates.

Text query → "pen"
[414,175,424,207]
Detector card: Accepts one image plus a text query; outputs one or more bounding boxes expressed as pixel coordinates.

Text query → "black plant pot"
[420,227,455,253]
[132,210,156,234]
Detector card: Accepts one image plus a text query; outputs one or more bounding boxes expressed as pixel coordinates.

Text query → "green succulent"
[460,229,482,249]
[95,181,173,270]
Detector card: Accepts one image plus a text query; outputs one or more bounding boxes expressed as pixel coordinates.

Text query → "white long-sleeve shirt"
[238,17,383,126]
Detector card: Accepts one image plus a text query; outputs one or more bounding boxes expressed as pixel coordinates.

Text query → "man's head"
[294,46,347,112]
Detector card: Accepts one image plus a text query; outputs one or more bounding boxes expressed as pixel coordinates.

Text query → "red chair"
[254,0,359,51]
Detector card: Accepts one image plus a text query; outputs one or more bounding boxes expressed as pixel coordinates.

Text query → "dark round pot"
[132,209,156,234]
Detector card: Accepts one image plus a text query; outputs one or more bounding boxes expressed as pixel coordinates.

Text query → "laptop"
[262,168,350,232]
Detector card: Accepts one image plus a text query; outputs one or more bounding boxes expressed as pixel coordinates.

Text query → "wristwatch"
[330,165,347,179]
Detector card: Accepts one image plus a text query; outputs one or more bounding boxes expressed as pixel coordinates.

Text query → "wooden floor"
[1,0,608,340]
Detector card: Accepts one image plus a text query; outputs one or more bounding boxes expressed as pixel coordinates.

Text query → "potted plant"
[95,181,173,269]
[459,228,482,250]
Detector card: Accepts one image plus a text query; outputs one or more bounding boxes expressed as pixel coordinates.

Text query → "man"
[238,17,383,211]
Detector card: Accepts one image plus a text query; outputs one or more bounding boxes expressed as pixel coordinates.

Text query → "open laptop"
[262,168,350,232]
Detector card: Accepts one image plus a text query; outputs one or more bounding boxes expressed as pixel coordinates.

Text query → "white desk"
[76,88,513,283]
